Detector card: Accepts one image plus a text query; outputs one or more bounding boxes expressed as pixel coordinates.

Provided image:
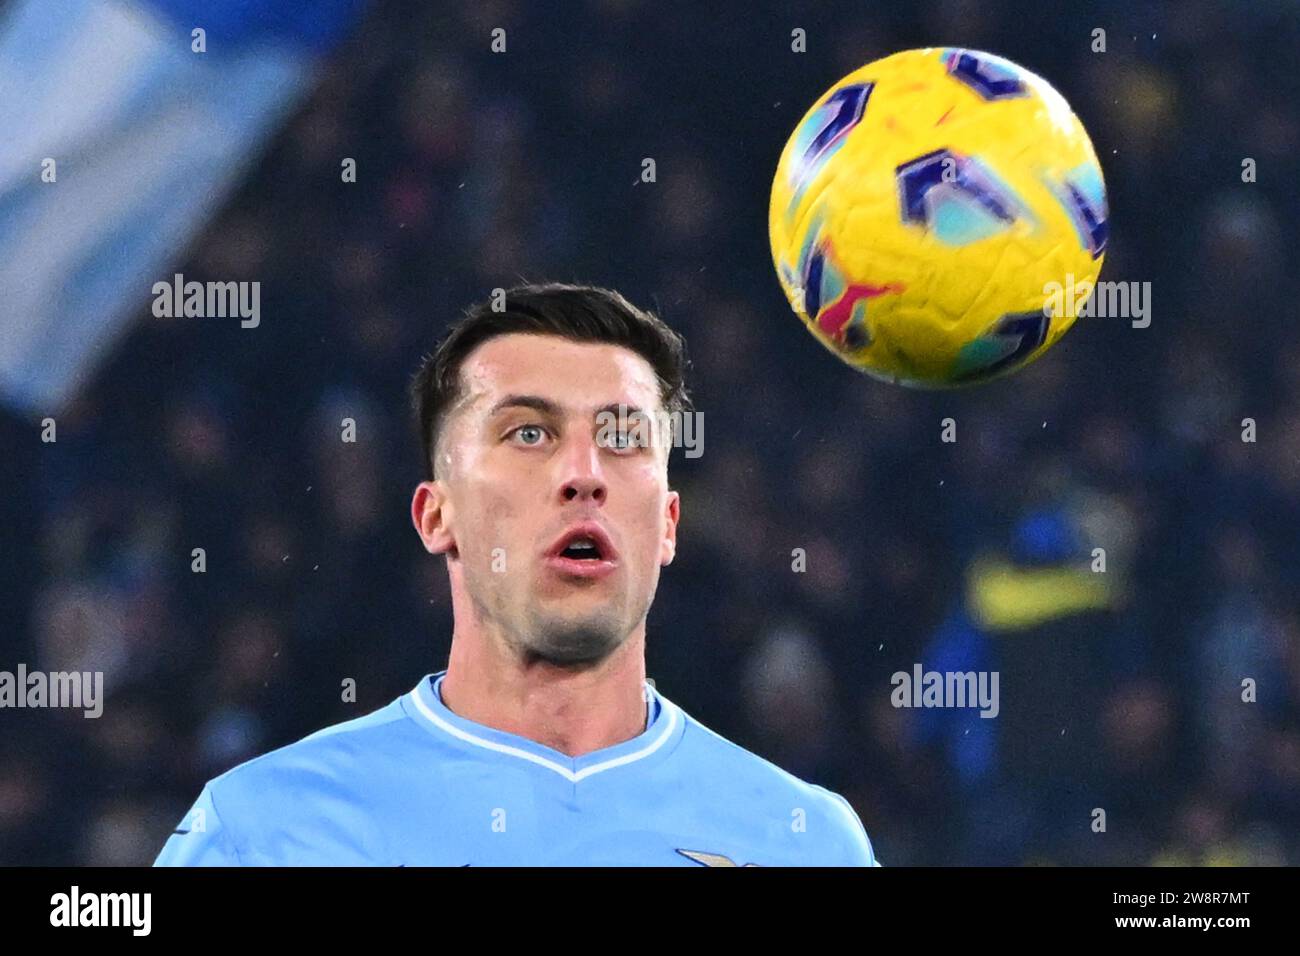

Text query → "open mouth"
[547,524,619,567]
[559,537,605,560]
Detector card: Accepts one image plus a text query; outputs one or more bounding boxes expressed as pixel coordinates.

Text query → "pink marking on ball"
[816,282,906,340]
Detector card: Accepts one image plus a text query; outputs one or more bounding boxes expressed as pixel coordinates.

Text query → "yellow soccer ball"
[769,47,1108,387]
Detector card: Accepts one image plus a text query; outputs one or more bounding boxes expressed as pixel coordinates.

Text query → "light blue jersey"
[155,672,880,866]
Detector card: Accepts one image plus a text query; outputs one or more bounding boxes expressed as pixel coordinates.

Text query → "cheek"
[458,477,527,560]
[619,468,670,558]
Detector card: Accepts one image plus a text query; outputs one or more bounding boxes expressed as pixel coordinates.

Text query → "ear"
[412,480,457,556]
[659,489,680,566]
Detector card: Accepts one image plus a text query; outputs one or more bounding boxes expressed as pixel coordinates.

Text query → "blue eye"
[514,425,545,445]
[600,427,645,452]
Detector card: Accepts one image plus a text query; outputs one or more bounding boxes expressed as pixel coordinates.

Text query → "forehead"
[457,333,663,411]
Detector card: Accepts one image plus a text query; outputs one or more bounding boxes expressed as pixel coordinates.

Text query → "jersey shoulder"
[670,702,881,866]
[207,696,419,803]
[187,697,425,863]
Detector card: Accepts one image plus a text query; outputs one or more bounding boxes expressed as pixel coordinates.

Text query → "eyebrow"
[486,395,649,419]
[487,394,563,417]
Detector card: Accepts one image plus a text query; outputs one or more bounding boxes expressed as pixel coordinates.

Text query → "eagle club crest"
[676,849,762,867]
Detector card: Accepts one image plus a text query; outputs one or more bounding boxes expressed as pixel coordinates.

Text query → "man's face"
[413,333,680,666]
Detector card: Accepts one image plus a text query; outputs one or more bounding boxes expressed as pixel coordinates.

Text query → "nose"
[558,434,607,506]
[562,478,606,504]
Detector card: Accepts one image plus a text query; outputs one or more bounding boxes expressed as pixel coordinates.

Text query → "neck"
[439,624,649,759]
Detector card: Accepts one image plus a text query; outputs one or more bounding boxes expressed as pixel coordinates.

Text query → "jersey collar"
[403,670,681,783]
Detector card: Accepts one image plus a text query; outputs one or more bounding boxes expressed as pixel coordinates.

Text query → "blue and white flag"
[0,0,368,415]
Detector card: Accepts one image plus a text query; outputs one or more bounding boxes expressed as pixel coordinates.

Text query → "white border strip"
[409,682,679,784]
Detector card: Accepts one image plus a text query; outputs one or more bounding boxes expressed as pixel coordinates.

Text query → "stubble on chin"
[517,608,628,667]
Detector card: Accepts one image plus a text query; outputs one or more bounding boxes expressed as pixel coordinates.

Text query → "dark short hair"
[410,282,692,479]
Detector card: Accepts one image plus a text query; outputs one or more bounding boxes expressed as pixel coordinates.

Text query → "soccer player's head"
[409,283,690,668]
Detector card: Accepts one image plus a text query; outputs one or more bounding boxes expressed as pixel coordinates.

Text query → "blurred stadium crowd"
[2,0,1299,865]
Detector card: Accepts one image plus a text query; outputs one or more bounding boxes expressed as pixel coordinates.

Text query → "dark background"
[2,0,1299,865]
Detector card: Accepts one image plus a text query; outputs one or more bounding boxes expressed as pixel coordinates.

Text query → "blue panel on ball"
[897,150,1020,243]
[803,246,825,317]
[941,49,1030,100]
[1052,163,1108,259]
[786,83,873,206]
[799,84,872,170]
[931,189,1011,244]
[952,311,1050,382]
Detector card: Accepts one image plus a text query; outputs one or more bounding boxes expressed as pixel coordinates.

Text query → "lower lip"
[544,555,619,580]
